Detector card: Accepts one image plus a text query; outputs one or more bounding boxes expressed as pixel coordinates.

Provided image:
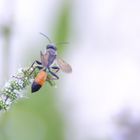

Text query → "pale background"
[0,0,140,140]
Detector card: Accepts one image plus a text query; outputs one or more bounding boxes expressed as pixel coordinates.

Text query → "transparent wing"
[56,56,72,73]
[40,51,49,67]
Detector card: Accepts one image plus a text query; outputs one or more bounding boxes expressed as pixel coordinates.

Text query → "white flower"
[0,66,56,111]
[4,82,10,88]
[0,67,33,110]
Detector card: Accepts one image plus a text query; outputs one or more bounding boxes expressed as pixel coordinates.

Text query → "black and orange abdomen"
[31,70,47,93]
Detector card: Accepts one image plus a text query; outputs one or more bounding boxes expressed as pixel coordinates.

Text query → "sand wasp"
[30,33,72,93]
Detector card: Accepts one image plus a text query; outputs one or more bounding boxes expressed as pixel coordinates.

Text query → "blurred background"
[0,0,140,140]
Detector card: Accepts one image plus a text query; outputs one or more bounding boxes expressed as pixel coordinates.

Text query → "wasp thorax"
[46,44,57,51]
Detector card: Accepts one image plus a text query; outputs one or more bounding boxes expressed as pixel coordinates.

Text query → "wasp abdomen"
[31,70,47,93]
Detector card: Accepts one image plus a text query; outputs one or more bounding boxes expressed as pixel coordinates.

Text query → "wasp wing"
[40,51,49,67]
[56,56,72,73]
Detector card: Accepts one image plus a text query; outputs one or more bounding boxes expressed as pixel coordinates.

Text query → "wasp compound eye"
[46,44,57,51]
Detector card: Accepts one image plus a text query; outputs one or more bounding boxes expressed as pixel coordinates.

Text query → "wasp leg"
[28,60,42,71]
[35,66,43,70]
[29,66,44,76]
[48,67,59,80]
[13,66,44,80]
[51,66,60,73]
[35,60,42,65]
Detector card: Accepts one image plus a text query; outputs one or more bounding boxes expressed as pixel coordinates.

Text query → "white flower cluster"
[0,68,34,111]
[0,66,57,111]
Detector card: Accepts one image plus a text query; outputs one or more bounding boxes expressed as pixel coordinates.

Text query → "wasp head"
[46,44,57,51]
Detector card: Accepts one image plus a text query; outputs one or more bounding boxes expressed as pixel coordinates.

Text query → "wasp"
[30,33,72,93]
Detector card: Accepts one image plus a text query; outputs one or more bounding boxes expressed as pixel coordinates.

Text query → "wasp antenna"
[55,42,69,46]
[39,32,52,43]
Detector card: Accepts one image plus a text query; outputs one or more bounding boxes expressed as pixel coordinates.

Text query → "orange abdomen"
[34,70,47,86]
